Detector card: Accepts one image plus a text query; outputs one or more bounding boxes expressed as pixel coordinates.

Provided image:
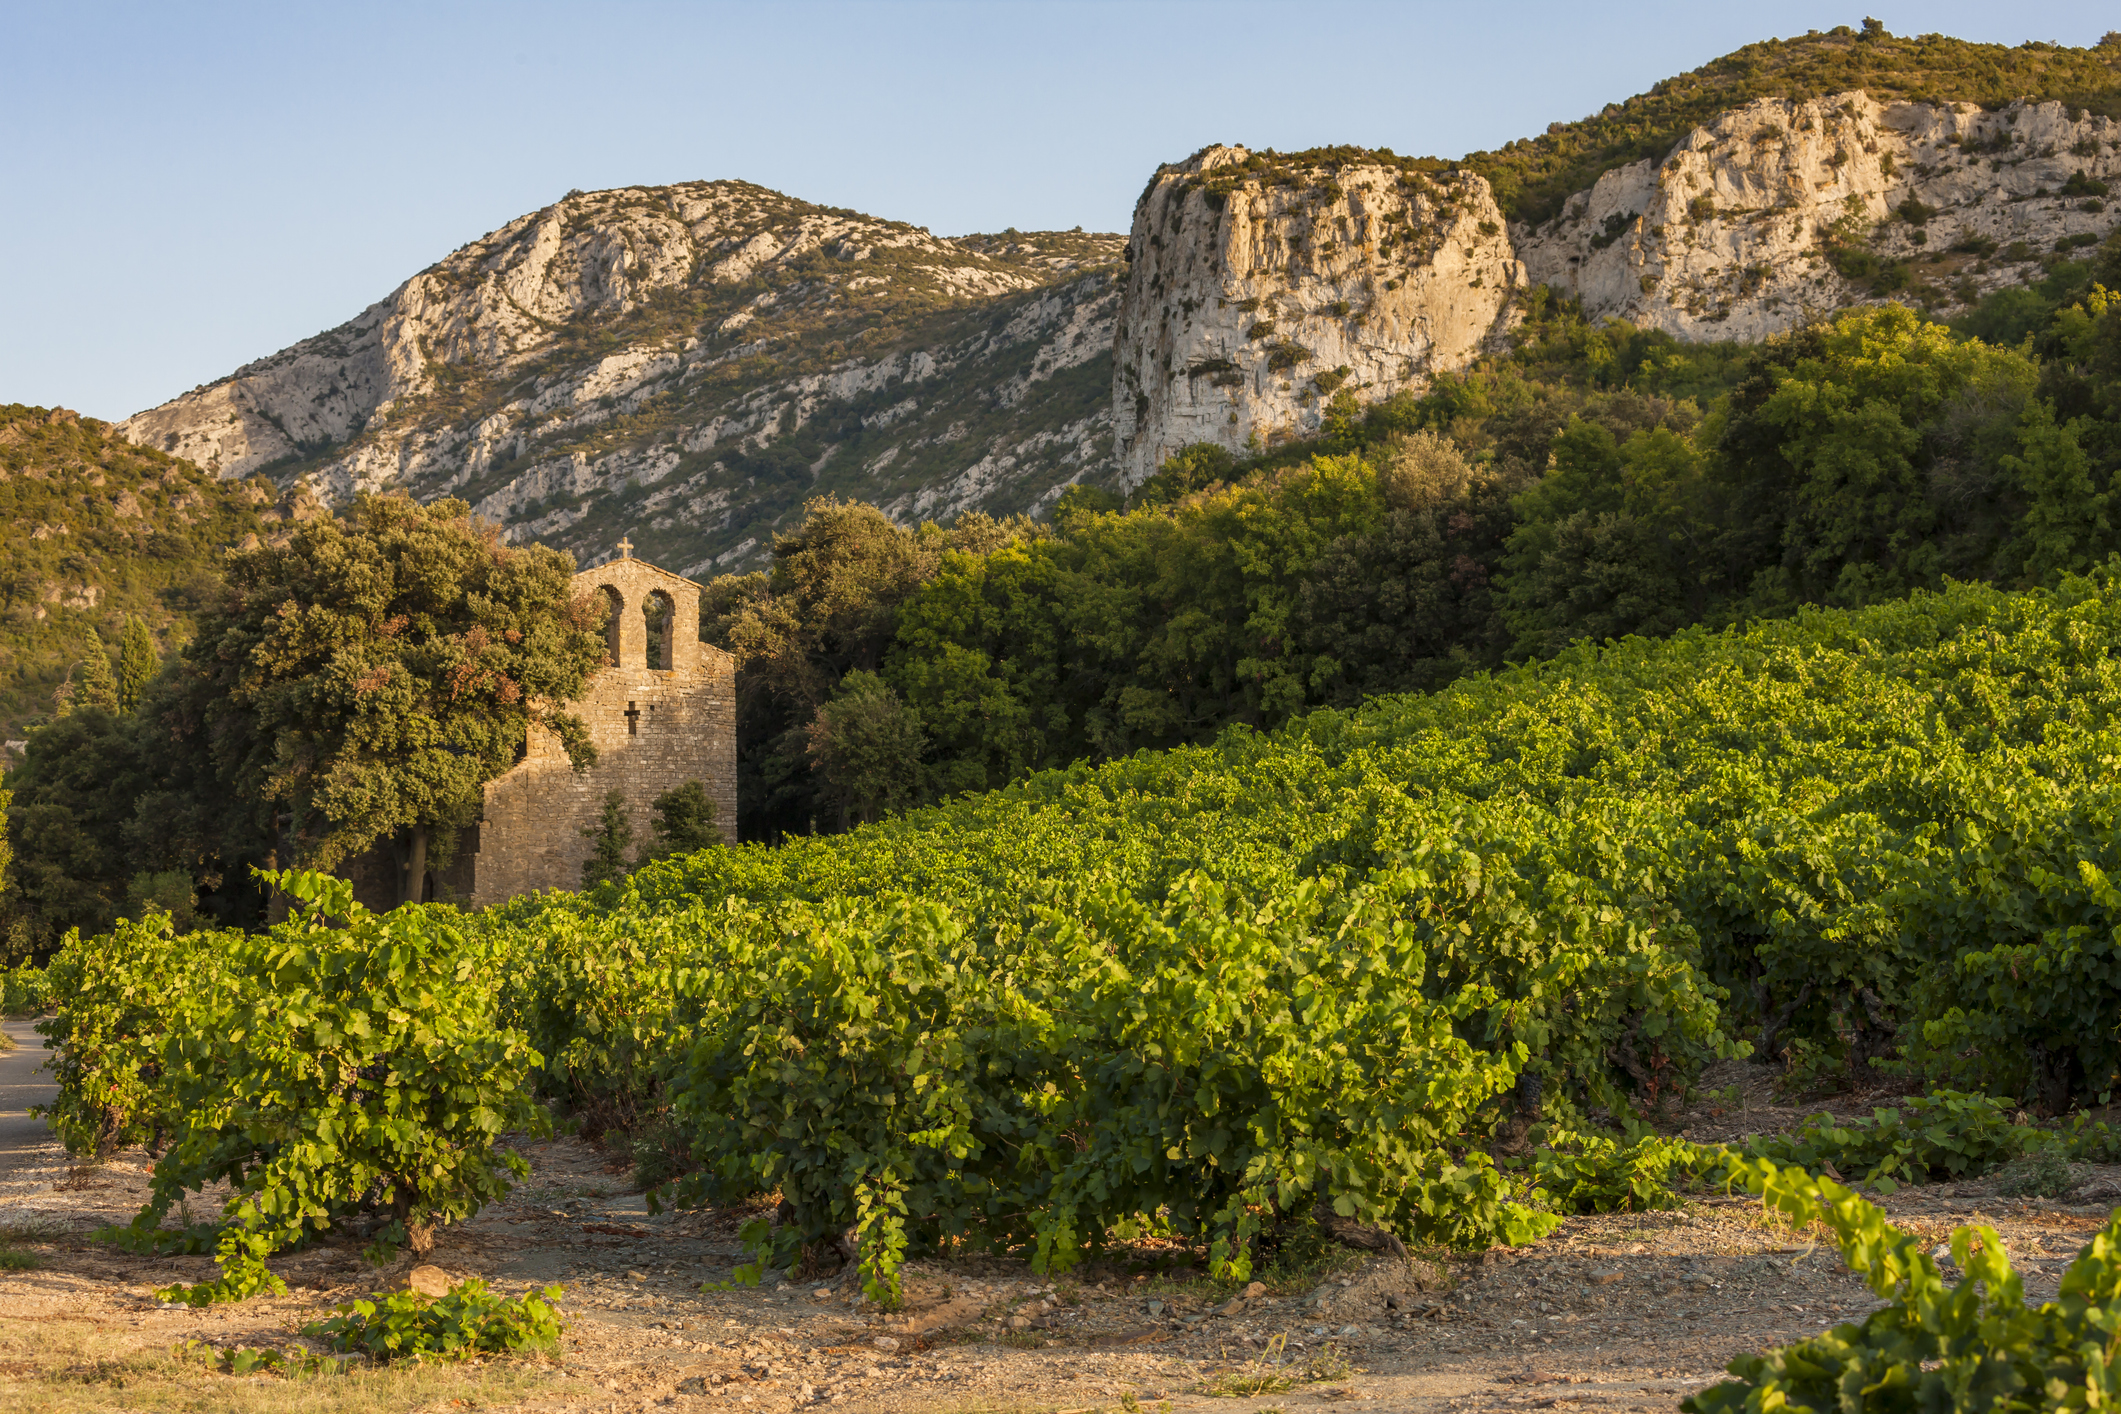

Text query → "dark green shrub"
[1588,212,1633,251]
[1266,341,1313,372]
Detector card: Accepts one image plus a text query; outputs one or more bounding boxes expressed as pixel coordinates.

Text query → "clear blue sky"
[3,0,2113,421]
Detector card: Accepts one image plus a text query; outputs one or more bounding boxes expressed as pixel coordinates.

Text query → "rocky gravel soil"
[5,1030,2119,1414]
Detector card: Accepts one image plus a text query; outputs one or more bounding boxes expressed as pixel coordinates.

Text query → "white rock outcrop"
[1113,146,1525,481]
[122,95,2121,537]
[1519,93,2120,341]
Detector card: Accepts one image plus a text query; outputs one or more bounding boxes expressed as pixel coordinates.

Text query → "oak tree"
[187,495,607,901]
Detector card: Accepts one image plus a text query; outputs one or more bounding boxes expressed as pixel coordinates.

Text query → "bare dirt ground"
[5,1028,2119,1414]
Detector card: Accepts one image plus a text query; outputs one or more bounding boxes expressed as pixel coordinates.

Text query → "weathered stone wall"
[342,553,736,911]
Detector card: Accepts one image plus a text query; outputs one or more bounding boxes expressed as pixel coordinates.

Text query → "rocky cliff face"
[121,184,1124,575]
[1519,93,2121,341]
[1113,146,1525,481]
[1115,98,2119,478]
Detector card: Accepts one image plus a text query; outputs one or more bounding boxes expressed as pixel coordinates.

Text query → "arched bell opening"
[644,589,676,671]
[596,585,625,666]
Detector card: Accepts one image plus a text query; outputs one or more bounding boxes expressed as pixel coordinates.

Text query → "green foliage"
[7,706,154,948]
[706,497,1025,836]
[59,564,2121,1289]
[41,869,547,1303]
[124,868,196,930]
[63,627,118,714]
[34,912,225,1157]
[302,1280,564,1361]
[191,494,607,873]
[805,670,925,828]
[636,780,720,867]
[116,617,156,714]
[6,665,276,949]
[1747,1092,2040,1189]
[646,872,1564,1290]
[579,791,633,890]
[0,959,43,1016]
[1686,1157,2121,1414]
[9,490,618,939]
[713,294,2121,840]
[1132,443,1237,507]
[174,1339,349,1378]
[1532,1131,1712,1213]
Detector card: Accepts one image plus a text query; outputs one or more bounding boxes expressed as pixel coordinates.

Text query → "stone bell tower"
[380,540,739,907]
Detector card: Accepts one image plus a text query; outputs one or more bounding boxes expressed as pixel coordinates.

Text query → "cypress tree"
[580,791,633,889]
[69,628,119,714]
[118,617,156,712]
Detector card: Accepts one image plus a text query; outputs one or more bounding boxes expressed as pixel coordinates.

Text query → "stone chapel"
[344,544,737,910]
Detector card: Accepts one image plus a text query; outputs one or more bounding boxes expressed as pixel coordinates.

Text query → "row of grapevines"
[471,572,2121,1290]
[38,871,546,1302]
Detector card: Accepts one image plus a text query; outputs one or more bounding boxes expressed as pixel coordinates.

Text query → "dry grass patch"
[0,1318,559,1414]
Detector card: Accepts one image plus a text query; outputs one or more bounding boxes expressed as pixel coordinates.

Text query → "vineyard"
[28,570,2121,1371]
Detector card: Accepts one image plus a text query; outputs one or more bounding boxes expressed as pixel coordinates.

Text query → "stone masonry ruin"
[344,544,737,909]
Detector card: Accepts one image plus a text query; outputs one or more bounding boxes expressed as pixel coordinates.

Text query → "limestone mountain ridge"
[115,28,2121,545]
[121,183,1126,576]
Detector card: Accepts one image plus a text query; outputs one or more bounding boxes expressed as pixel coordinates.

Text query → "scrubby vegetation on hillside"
[269,188,1128,575]
[2,497,609,953]
[1475,24,2121,224]
[0,405,268,737]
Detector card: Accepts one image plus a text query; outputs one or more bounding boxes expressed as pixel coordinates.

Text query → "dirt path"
[2,1047,2117,1413]
[0,1020,56,1198]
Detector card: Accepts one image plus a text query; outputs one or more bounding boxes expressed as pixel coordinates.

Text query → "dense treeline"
[713,235,2121,840]
[8,236,2119,928]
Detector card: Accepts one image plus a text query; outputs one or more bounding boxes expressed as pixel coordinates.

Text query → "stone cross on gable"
[616,536,634,559]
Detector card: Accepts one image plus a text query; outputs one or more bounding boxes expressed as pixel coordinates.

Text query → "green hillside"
[47,566,2121,1305]
[0,405,269,739]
